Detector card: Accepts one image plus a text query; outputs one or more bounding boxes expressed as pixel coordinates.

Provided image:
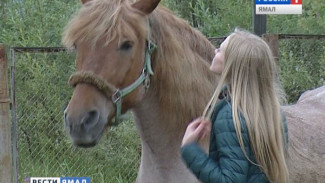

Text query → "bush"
[279,39,325,103]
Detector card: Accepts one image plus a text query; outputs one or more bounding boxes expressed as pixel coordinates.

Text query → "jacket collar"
[210,86,230,121]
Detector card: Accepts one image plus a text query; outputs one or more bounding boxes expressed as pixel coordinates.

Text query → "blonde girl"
[181,28,289,183]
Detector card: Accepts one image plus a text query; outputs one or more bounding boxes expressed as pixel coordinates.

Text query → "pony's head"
[63,0,160,147]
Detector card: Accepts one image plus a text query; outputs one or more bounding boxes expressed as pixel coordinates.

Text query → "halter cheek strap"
[68,40,156,126]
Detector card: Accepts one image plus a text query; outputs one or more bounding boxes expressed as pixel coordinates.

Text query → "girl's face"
[210,36,230,74]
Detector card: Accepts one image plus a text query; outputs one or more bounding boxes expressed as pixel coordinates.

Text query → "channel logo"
[30,177,90,183]
[256,0,302,14]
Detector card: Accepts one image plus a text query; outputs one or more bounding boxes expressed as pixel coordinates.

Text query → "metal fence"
[10,47,141,183]
[8,34,325,183]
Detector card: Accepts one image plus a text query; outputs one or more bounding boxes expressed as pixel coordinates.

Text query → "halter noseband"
[68,40,156,126]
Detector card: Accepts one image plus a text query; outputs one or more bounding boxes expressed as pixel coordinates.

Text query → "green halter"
[111,40,156,125]
[68,40,156,126]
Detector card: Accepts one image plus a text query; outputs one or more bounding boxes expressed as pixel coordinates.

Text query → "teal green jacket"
[181,97,288,183]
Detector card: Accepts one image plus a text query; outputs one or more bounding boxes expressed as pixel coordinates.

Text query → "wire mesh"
[12,49,141,183]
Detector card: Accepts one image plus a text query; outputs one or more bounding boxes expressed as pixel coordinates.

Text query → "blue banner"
[256,0,291,4]
[61,177,91,183]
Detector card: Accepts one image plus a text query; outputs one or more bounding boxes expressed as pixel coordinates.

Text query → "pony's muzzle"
[64,109,102,147]
[65,109,100,131]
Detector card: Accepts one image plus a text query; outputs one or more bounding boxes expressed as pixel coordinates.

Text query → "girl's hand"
[181,118,211,147]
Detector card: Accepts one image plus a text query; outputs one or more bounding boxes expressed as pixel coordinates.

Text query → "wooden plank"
[263,34,279,62]
[0,44,13,183]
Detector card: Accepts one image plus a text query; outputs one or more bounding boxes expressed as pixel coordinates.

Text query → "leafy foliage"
[163,0,252,37]
[279,39,325,102]
[267,0,325,34]
[0,0,79,46]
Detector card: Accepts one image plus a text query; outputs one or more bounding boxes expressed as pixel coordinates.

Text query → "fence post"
[0,44,13,183]
[253,0,267,36]
[263,34,279,62]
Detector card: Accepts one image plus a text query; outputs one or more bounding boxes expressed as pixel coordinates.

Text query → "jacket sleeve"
[181,110,250,183]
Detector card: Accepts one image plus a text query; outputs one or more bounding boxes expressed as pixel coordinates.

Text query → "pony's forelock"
[62,0,146,49]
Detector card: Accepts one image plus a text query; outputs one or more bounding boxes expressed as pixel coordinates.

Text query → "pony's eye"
[120,41,133,51]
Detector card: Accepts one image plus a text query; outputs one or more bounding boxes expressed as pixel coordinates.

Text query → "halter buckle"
[144,75,150,90]
[112,90,122,104]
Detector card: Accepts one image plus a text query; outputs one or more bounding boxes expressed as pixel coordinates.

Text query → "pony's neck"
[133,4,217,156]
[133,96,199,183]
[131,6,217,183]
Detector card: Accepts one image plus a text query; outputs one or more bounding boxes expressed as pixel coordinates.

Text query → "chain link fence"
[11,48,141,183]
[9,34,325,183]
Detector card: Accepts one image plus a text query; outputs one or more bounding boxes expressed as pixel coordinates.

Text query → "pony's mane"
[148,7,217,124]
[62,0,146,48]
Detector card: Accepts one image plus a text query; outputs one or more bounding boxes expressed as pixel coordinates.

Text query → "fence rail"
[11,47,68,53]
[278,34,325,40]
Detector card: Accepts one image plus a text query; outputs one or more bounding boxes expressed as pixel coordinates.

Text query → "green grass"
[18,118,140,183]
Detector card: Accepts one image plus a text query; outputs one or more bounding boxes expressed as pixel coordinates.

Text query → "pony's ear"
[80,0,92,5]
[132,0,161,15]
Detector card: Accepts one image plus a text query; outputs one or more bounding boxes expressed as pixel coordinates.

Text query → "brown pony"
[63,0,216,182]
[282,86,325,183]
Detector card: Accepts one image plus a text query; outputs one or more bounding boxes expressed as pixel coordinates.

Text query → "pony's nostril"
[81,110,100,130]
[64,113,73,132]
[64,111,68,121]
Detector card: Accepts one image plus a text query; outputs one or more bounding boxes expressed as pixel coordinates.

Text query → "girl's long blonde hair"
[203,29,289,183]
